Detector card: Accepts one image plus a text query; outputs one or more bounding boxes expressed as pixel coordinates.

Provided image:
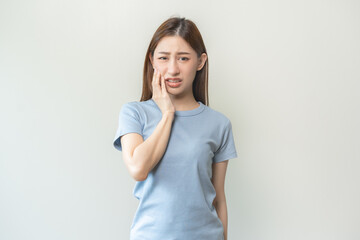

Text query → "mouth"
[165,78,182,83]
[165,78,182,87]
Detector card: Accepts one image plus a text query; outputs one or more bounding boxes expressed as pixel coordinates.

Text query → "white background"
[1,0,359,239]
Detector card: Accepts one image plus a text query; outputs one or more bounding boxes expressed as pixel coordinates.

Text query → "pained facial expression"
[150,36,206,97]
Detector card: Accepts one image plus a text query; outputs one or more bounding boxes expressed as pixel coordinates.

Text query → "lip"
[165,78,182,81]
[165,79,182,88]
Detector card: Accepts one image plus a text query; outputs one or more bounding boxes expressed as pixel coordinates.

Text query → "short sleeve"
[213,119,238,163]
[113,102,143,151]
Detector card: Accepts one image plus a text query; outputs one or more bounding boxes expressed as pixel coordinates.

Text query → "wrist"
[162,111,175,119]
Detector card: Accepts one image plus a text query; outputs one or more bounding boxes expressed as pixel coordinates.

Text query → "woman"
[113,16,238,240]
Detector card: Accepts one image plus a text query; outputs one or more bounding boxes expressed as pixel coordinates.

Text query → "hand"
[151,68,176,115]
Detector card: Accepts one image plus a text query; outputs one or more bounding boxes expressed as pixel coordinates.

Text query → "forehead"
[155,36,195,54]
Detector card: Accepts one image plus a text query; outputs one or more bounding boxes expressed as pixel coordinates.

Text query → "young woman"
[113,17,238,240]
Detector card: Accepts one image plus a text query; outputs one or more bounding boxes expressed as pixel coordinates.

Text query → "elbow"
[129,149,150,181]
[126,149,150,181]
[130,165,148,182]
[133,171,148,181]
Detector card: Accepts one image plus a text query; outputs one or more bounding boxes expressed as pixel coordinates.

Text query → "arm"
[120,68,176,181]
[211,160,229,240]
[120,111,174,181]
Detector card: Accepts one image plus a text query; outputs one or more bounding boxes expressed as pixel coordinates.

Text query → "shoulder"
[120,99,156,113]
[118,99,161,123]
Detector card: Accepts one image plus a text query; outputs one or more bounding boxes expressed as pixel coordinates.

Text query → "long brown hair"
[140,17,209,106]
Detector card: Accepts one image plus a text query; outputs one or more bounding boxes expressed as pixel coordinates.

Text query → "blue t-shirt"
[113,98,238,240]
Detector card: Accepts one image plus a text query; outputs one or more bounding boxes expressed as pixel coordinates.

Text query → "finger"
[154,69,161,95]
[161,73,166,93]
[156,68,161,87]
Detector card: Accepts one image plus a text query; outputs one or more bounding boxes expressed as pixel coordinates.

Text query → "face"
[150,35,207,97]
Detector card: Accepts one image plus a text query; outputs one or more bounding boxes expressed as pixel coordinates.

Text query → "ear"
[197,53,207,71]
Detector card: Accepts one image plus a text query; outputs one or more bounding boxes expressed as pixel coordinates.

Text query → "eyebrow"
[157,51,191,55]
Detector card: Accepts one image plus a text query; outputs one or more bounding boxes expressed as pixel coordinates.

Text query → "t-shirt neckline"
[149,98,205,117]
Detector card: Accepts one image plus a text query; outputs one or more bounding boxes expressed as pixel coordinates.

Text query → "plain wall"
[1,0,359,239]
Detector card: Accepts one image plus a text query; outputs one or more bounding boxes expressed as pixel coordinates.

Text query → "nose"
[167,58,180,76]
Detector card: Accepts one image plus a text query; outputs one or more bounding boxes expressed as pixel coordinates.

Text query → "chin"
[167,90,178,95]
[166,88,181,95]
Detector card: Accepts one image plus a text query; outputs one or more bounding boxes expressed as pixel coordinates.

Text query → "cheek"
[153,65,166,77]
[187,60,199,72]
[152,62,164,72]
[185,65,198,78]
[153,60,164,68]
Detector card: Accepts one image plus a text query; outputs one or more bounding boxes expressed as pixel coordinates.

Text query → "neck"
[169,94,199,111]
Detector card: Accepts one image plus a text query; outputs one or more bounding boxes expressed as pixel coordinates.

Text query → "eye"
[158,57,167,60]
[179,57,189,61]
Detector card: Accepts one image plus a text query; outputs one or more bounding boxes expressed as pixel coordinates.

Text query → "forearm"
[133,112,174,177]
[214,200,228,240]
